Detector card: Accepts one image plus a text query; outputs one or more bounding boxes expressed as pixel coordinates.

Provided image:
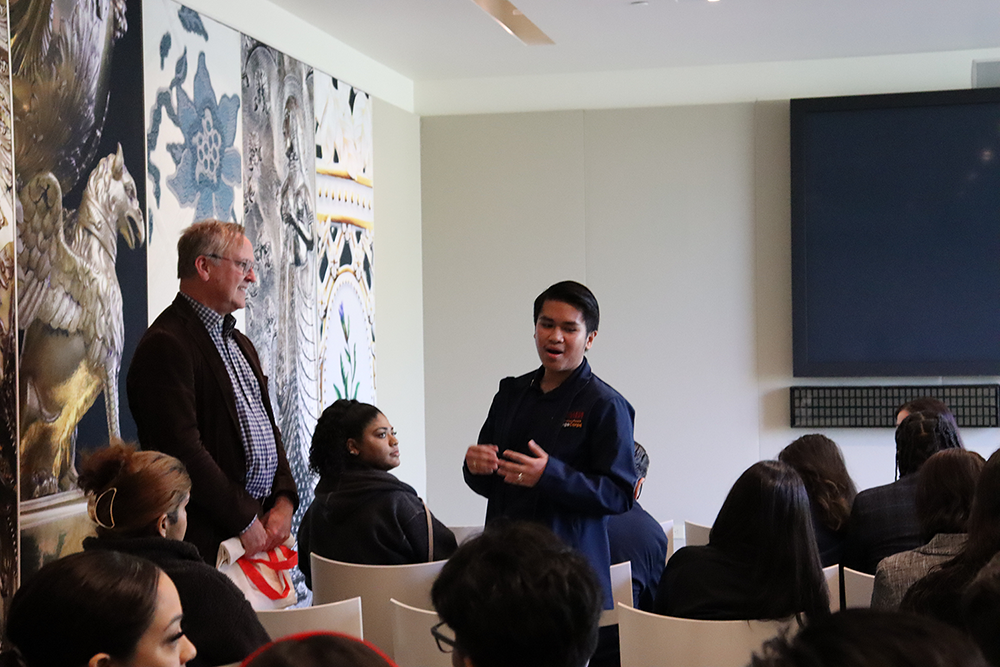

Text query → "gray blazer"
[871,532,966,610]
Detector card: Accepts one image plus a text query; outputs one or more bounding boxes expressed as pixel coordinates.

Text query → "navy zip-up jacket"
[465,358,636,608]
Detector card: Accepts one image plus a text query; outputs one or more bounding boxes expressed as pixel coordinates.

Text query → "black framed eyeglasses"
[430,621,457,654]
[206,253,255,276]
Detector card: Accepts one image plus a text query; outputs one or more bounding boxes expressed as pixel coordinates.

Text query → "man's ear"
[585,329,597,350]
[193,255,213,281]
[88,653,114,667]
[634,476,645,501]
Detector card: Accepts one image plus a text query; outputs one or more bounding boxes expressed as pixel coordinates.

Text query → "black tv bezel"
[790,86,1000,378]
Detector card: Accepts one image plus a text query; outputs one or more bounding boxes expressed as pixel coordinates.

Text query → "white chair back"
[255,597,363,640]
[446,525,483,544]
[823,564,840,612]
[618,605,790,667]
[843,566,875,608]
[660,519,675,561]
[310,554,447,657]
[390,599,452,667]
[684,520,712,547]
[601,561,634,626]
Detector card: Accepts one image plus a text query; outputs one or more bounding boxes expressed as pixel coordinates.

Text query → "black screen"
[791,88,1000,377]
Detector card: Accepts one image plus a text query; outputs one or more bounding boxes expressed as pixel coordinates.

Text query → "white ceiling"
[268,0,999,82]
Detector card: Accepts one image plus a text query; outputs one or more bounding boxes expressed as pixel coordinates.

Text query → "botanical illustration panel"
[240,36,319,563]
[314,74,375,413]
[143,0,242,320]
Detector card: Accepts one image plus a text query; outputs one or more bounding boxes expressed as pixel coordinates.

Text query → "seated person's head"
[242,633,395,667]
[895,411,963,477]
[710,460,829,618]
[778,434,856,534]
[5,550,196,667]
[310,400,398,476]
[751,608,988,667]
[633,441,649,499]
[915,449,985,542]
[430,521,602,667]
[78,441,191,540]
[895,397,954,426]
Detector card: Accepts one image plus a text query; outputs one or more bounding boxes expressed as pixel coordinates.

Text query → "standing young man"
[464,280,637,610]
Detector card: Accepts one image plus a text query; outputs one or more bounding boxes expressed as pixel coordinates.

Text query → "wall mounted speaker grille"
[790,385,999,428]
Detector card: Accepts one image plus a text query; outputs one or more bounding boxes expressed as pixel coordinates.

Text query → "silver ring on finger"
[517,472,524,483]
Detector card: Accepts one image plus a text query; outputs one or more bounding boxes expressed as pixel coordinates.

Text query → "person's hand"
[240,517,268,556]
[497,440,548,488]
[261,496,295,551]
[466,444,500,475]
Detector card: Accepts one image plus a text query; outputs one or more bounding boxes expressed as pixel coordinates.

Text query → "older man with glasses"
[128,219,298,563]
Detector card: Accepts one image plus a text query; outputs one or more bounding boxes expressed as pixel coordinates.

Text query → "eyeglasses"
[207,253,255,276]
[430,621,456,654]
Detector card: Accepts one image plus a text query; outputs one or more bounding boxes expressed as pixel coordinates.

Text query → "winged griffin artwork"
[12,0,145,499]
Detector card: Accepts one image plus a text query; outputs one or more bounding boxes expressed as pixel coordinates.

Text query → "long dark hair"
[5,551,161,667]
[895,411,963,477]
[309,399,383,478]
[710,460,830,620]
[779,434,857,533]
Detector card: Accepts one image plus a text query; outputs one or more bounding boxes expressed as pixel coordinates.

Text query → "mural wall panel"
[143,0,242,318]
[8,0,377,604]
[14,0,148,578]
[314,75,376,411]
[240,38,319,578]
[0,0,17,612]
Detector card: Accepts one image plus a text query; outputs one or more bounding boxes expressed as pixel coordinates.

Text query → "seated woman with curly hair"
[297,400,457,588]
[779,434,857,567]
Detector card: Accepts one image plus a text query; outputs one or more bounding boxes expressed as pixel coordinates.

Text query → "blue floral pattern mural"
[142,0,242,319]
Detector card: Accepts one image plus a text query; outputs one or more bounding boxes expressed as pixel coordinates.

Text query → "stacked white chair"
[842,567,876,608]
[390,599,452,667]
[823,564,841,612]
[446,525,484,544]
[618,605,791,667]
[684,520,712,547]
[310,554,447,658]
[601,561,634,626]
[255,597,363,640]
[660,519,675,561]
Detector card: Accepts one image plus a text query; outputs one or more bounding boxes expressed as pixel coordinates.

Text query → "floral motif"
[166,52,241,221]
[335,301,360,400]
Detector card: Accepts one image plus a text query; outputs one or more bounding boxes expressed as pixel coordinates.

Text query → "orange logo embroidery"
[563,411,584,428]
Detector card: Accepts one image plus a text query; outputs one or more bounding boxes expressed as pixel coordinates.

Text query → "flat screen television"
[791,87,1000,377]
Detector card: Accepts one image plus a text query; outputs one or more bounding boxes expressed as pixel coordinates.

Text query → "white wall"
[371,99,428,495]
[180,0,413,111]
[414,48,1000,116]
[420,101,1000,529]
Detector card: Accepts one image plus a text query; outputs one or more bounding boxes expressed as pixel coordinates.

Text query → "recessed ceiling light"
[471,0,555,45]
